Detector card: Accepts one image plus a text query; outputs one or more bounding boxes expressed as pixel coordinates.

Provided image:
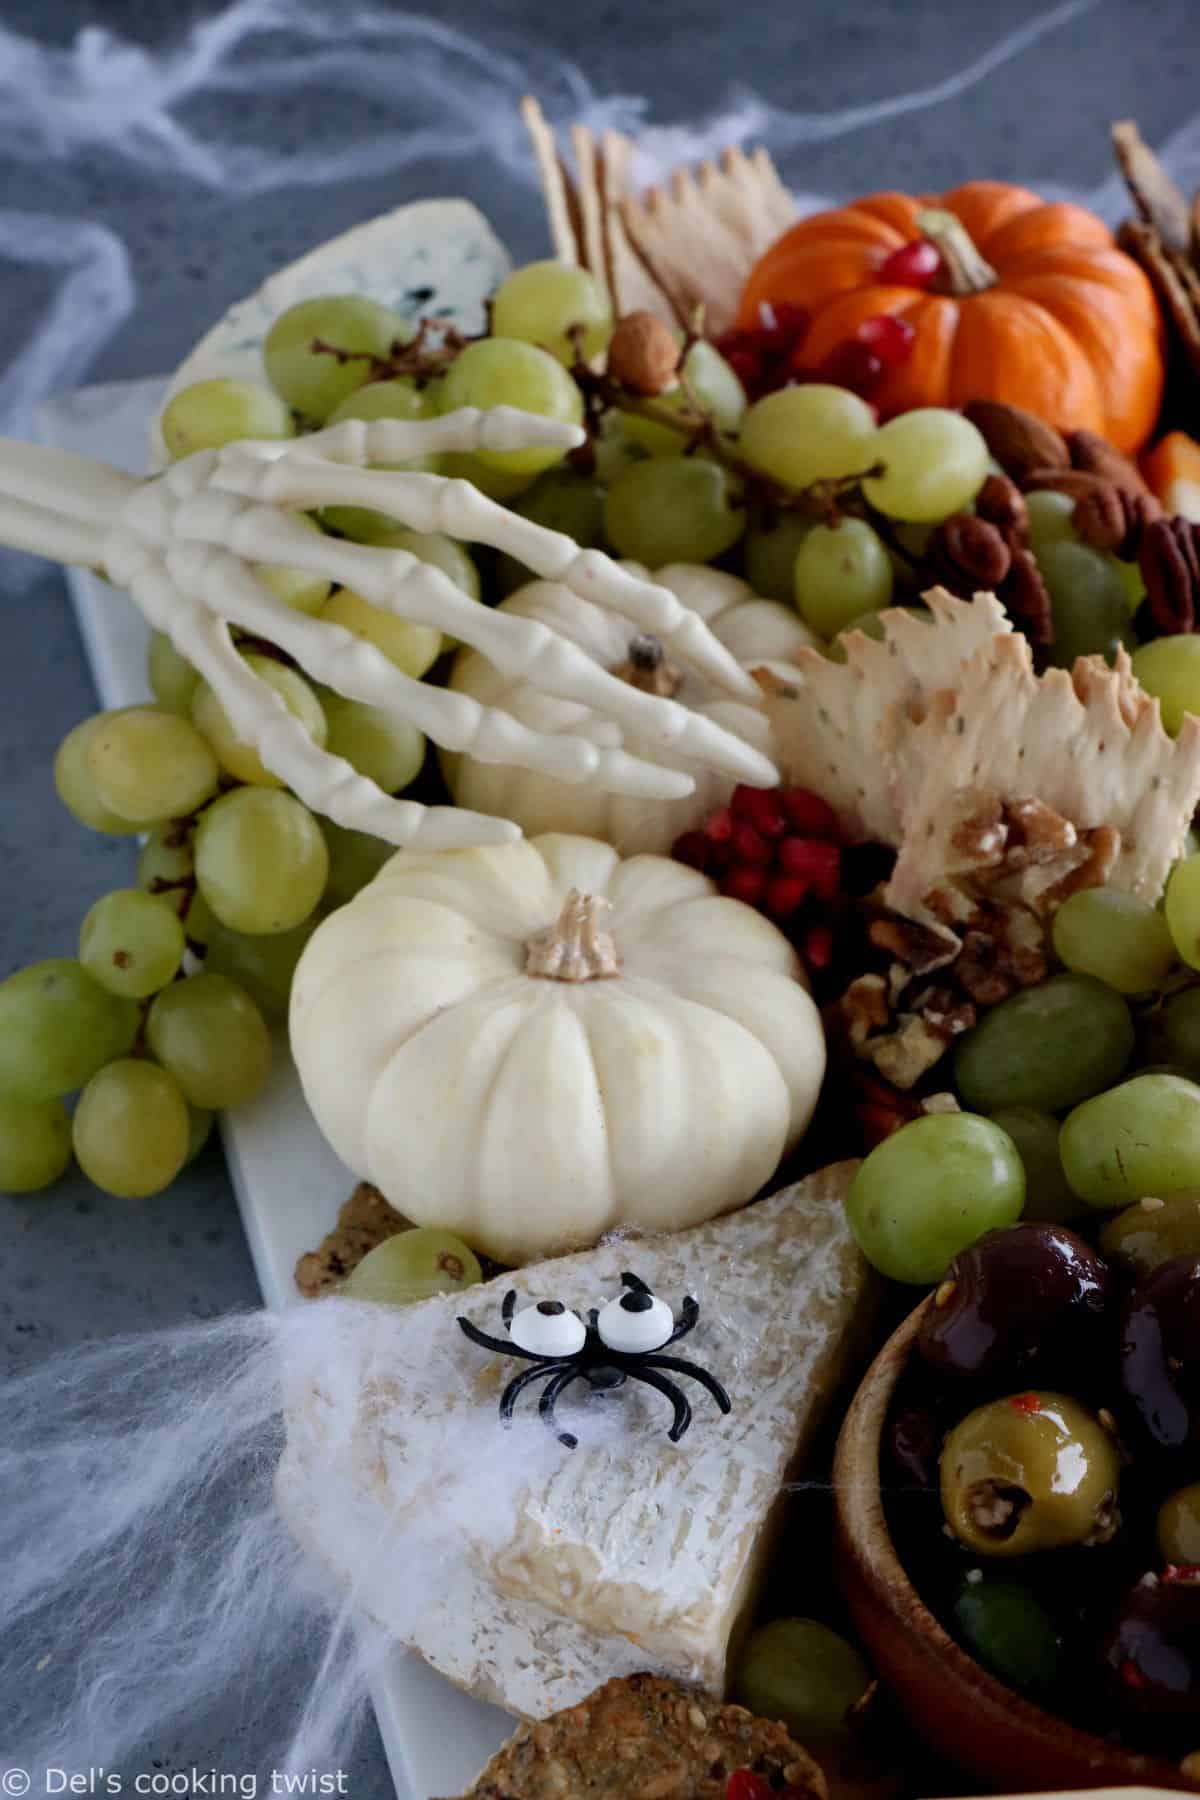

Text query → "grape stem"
[310,318,479,390]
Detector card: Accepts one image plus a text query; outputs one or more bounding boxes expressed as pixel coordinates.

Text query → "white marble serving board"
[36,377,514,1800]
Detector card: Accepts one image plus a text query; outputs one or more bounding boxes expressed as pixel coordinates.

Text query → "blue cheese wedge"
[278,1163,871,1720]
[151,198,510,465]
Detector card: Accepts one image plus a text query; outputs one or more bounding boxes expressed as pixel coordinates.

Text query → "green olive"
[1099,1192,1200,1274]
[1158,1483,1200,1565]
[940,1393,1120,1557]
[953,1580,1061,1693]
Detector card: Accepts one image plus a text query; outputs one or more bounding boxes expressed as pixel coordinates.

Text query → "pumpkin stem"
[916,207,998,296]
[525,889,622,983]
[613,632,683,698]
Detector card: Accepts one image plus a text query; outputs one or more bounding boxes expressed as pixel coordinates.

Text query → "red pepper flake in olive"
[1100,1570,1200,1716]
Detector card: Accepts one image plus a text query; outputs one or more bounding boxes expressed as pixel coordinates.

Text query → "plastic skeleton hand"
[0,407,777,849]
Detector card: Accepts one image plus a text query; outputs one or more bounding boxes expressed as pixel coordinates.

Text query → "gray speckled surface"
[1,0,1199,1785]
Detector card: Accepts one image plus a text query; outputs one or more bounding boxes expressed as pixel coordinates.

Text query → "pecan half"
[1073,482,1161,558]
[963,401,1069,483]
[927,514,1011,592]
[1000,545,1054,646]
[1140,515,1200,634]
[974,472,1028,543]
[1067,429,1154,500]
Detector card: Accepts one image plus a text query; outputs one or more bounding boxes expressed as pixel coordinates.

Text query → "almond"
[606,310,680,394]
[963,400,1070,483]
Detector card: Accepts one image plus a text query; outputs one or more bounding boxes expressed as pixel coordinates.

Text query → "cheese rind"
[278,1164,870,1719]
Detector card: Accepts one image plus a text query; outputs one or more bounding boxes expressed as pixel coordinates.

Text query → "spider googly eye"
[596,1289,675,1354]
[509,1300,586,1358]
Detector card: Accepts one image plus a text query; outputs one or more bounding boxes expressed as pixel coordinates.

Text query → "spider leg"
[587,1308,600,1332]
[626,1366,693,1443]
[537,1365,584,1449]
[638,1353,732,1416]
[620,1272,652,1296]
[501,1289,517,1328]
[209,440,770,717]
[457,1318,547,1362]
[498,1360,572,1429]
[663,1297,699,1346]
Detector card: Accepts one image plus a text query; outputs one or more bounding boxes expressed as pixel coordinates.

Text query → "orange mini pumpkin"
[738,182,1164,454]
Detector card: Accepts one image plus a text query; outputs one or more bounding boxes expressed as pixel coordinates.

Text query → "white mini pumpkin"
[443,565,818,854]
[290,832,825,1265]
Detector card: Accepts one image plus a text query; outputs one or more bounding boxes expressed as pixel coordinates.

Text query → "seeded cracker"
[294,1182,412,1296]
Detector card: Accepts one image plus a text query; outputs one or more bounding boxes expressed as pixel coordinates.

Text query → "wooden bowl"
[832,1299,1197,1795]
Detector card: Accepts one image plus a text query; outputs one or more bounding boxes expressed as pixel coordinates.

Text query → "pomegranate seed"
[802,922,835,969]
[726,1774,773,1800]
[703,806,734,843]
[781,788,840,837]
[729,821,773,867]
[878,238,942,288]
[760,301,809,347]
[1164,1564,1200,1584]
[1008,1393,1042,1414]
[855,312,917,368]
[730,783,789,838]
[816,339,883,398]
[778,837,841,899]
[671,830,712,873]
[726,347,764,388]
[764,874,810,920]
[722,866,767,906]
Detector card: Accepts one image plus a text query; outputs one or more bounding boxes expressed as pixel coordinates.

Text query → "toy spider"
[457,1272,732,1449]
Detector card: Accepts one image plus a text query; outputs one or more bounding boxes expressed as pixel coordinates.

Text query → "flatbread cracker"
[598,127,678,319]
[520,95,579,264]
[570,121,611,306]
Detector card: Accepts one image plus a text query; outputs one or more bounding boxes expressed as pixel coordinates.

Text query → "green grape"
[0,1094,72,1193]
[1060,1072,1200,1209]
[1052,887,1176,994]
[1024,489,1076,550]
[54,714,143,835]
[79,889,186,1000]
[892,520,936,559]
[321,820,394,908]
[954,972,1133,1113]
[1132,636,1200,736]
[953,1582,1061,1694]
[622,341,746,456]
[1166,853,1200,969]
[792,517,893,638]
[146,973,272,1109]
[147,632,201,716]
[343,1226,483,1304]
[136,834,211,949]
[257,513,333,616]
[861,409,989,523]
[320,587,441,681]
[185,1104,215,1164]
[438,338,583,477]
[496,469,607,596]
[0,960,137,1103]
[320,380,443,539]
[262,295,409,422]
[590,417,648,484]
[373,526,481,602]
[1037,541,1133,668]
[191,654,327,787]
[1157,986,1200,1076]
[85,707,219,826]
[739,384,878,491]
[604,456,745,566]
[1117,556,1145,615]
[733,1618,870,1742]
[205,914,320,1022]
[489,260,612,364]
[322,696,425,792]
[194,788,328,935]
[744,511,813,603]
[987,1107,1079,1223]
[160,379,294,459]
[73,1058,190,1199]
[846,1112,1024,1284]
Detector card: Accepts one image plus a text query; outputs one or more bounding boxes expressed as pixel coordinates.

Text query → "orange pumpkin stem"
[916,207,998,297]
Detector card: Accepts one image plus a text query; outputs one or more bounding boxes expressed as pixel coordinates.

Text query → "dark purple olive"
[1100,1567,1200,1717]
[887,1404,942,1491]
[917,1223,1112,1384]
[1118,1256,1200,1455]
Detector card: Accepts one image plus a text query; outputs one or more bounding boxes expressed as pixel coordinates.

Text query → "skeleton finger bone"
[224,407,586,466]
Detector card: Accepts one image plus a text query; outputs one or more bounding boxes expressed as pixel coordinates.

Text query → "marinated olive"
[918,1223,1111,1385]
[732,1617,871,1742]
[940,1393,1121,1557]
[1099,1567,1200,1717]
[1101,1192,1200,1275]
[1118,1256,1200,1455]
[1158,1483,1200,1566]
[953,1579,1062,1693]
[887,1404,942,1492]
